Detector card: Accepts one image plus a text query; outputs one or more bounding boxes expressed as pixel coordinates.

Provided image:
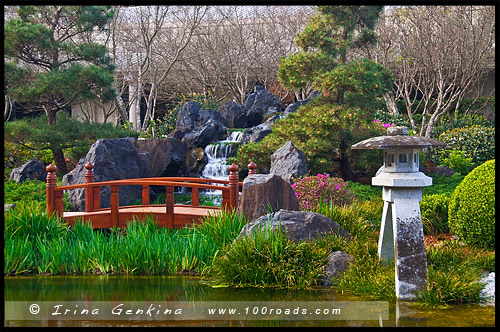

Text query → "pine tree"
[278,6,393,180]
[4,6,115,175]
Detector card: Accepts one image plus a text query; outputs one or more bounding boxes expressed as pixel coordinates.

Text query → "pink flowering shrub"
[291,174,354,211]
[373,119,396,129]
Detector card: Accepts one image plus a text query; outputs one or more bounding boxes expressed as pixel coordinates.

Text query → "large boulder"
[238,209,351,242]
[62,137,151,211]
[134,138,187,177]
[240,114,281,145]
[184,147,208,178]
[218,101,247,128]
[270,141,308,183]
[181,120,227,149]
[175,102,200,130]
[243,85,282,127]
[237,173,300,221]
[9,159,47,183]
[283,99,310,117]
[175,102,228,149]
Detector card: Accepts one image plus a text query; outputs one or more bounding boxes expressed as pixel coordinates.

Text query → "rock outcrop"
[270,141,307,183]
[237,174,300,221]
[238,209,351,242]
[9,159,47,183]
[62,137,151,211]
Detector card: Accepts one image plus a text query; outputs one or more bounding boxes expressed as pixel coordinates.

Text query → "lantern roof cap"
[351,126,447,150]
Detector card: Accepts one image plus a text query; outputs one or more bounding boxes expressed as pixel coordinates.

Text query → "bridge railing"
[46,161,257,228]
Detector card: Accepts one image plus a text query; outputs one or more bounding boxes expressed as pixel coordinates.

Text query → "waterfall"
[202,131,244,192]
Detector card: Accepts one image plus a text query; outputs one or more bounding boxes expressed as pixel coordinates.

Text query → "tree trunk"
[51,144,68,176]
[339,130,354,181]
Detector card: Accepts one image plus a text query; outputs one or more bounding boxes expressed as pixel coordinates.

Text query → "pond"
[4,275,494,327]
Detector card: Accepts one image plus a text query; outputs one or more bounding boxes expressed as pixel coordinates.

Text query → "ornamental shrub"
[439,150,473,175]
[448,159,495,249]
[420,194,450,235]
[291,174,354,211]
[426,125,495,169]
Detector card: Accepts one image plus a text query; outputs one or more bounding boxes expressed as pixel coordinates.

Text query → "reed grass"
[4,204,245,276]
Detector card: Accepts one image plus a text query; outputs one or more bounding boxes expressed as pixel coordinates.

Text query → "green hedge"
[448,159,495,249]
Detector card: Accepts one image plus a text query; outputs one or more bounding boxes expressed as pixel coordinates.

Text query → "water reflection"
[4,276,495,327]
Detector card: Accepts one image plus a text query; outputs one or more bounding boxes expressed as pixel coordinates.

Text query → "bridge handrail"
[45,161,258,228]
[54,180,235,192]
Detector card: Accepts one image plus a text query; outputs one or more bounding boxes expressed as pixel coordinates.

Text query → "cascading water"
[202,131,244,193]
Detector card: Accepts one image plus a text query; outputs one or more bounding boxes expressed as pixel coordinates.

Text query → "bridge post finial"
[228,164,239,209]
[84,162,94,212]
[248,161,257,175]
[46,164,57,216]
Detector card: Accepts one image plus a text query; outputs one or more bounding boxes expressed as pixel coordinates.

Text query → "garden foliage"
[291,174,354,211]
[426,125,495,171]
[448,159,495,249]
[237,6,393,179]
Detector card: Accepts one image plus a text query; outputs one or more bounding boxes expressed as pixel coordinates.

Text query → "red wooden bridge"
[46,162,257,229]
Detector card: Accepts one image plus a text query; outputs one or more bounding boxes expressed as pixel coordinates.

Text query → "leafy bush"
[4,112,138,175]
[233,98,381,175]
[448,159,495,249]
[421,194,450,235]
[426,125,495,168]
[439,150,473,175]
[291,174,354,211]
[346,181,382,202]
[4,179,47,206]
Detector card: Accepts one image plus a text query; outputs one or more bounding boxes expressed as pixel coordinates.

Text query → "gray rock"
[4,204,16,212]
[240,114,281,145]
[270,141,307,183]
[175,102,200,130]
[237,174,300,221]
[322,251,354,285]
[239,209,351,242]
[181,120,227,149]
[243,85,282,127]
[134,138,187,177]
[218,101,247,128]
[62,137,151,211]
[428,166,456,177]
[283,99,310,117]
[9,159,47,183]
[184,147,208,178]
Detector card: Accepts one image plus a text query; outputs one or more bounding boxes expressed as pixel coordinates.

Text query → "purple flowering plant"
[291,174,353,211]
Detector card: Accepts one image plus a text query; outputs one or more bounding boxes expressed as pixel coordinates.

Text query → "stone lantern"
[351,126,447,300]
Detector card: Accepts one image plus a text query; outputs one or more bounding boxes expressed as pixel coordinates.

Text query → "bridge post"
[228,164,239,209]
[46,164,58,216]
[84,162,94,212]
[110,185,119,227]
[166,186,174,228]
[248,161,257,175]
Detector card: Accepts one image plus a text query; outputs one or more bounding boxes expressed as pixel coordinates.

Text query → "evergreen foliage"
[4,6,116,174]
[236,6,392,179]
[448,160,495,249]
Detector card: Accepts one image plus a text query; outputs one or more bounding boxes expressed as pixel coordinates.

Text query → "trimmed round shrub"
[448,159,495,249]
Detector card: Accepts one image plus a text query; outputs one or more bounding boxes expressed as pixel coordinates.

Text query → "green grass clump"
[211,224,330,289]
[4,204,246,276]
[334,239,396,301]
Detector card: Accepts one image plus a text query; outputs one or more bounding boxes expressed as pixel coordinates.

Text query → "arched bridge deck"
[46,162,257,229]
